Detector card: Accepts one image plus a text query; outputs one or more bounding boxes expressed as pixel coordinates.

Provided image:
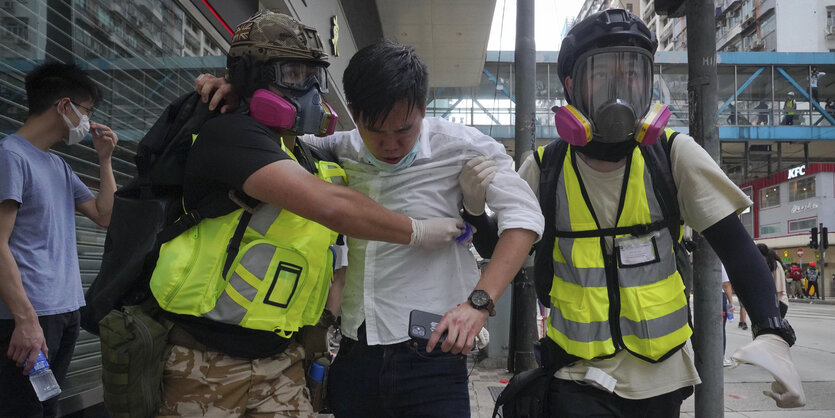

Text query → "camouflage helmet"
[228,10,329,66]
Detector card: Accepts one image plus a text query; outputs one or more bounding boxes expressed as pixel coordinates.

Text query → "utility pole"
[685,0,724,416]
[510,0,538,373]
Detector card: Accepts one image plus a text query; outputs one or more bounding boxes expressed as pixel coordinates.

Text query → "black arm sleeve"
[701,213,781,325]
[461,210,499,259]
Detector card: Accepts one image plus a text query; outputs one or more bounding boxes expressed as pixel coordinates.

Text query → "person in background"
[805,261,820,300]
[755,100,770,125]
[788,263,804,299]
[757,244,789,317]
[782,91,797,125]
[721,265,735,367]
[1,62,118,417]
[811,66,826,103]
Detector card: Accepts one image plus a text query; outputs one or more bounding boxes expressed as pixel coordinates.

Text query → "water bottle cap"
[310,362,326,382]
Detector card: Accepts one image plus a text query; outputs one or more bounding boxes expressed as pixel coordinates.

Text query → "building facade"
[739,163,835,296]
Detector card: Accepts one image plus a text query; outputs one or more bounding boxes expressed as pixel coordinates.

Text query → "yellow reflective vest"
[150,139,346,337]
[537,133,691,362]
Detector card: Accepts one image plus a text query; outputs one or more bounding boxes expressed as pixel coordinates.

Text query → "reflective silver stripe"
[549,304,612,343]
[248,205,282,236]
[553,260,607,287]
[204,243,276,325]
[205,290,247,324]
[616,166,677,287]
[617,231,678,287]
[619,304,689,339]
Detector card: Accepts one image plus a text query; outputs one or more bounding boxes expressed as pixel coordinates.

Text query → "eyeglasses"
[70,100,95,119]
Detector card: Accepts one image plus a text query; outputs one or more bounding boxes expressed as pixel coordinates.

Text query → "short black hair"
[25,62,101,116]
[343,41,428,128]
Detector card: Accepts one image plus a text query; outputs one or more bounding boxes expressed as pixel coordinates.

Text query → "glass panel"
[759,223,780,236]
[788,177,816,201]
[759,185,780,208]
[789,217,817,232]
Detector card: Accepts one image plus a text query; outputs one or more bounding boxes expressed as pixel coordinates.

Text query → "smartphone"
[408,309,446,343]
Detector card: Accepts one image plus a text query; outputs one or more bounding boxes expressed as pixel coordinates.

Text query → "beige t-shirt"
[518,133,752,399]
[774,265,789,306]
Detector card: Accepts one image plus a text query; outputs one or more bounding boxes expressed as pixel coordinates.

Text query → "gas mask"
[249,60,338,136]
[58,101,90,146]
[554,47,670,151]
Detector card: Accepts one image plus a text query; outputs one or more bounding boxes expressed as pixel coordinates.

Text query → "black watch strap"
[751,317,796,347]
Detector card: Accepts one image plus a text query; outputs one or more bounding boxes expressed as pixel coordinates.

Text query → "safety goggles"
[571,47,653,120]
[270,60,329,93]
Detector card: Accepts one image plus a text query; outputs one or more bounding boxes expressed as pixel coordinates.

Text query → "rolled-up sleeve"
[476,140,544,242]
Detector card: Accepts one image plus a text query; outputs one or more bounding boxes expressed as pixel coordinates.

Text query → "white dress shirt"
[303,117,544,345]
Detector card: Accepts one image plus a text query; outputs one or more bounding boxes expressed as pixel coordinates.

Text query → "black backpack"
[80,92,242,334]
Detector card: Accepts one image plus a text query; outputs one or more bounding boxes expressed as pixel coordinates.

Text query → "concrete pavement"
[470,299,835,417]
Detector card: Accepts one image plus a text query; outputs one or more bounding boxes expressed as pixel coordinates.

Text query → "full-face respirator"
[554,47,670,147]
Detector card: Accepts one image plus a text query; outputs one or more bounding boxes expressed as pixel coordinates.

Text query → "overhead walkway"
[427,51,835,181]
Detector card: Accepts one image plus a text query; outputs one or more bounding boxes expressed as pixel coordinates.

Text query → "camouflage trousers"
[156,340,314,417]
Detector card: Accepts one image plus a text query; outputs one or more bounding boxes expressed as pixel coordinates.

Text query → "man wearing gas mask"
[464,9,805,416]
[151,11,464,416]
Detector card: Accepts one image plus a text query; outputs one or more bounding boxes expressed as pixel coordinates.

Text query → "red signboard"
[797,248,804,257]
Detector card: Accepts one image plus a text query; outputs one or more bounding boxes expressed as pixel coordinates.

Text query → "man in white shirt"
[196,40,543,417]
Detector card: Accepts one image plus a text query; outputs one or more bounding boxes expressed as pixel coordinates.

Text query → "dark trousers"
[327,323,470,418]
[549,378,694,417]
[0,310,80,418]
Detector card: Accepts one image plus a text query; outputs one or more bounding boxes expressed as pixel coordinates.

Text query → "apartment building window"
[759,223,780,236]
[760,185,780,208]
[789,217,817,233]
[2,17,28,42]
[626,3,633,13]
[828,7,835,28]
[788,177,815,202]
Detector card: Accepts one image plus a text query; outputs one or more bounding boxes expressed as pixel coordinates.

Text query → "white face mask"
[58,101,90,145]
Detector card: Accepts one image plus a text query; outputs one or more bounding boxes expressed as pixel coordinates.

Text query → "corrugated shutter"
[0,0,226,413]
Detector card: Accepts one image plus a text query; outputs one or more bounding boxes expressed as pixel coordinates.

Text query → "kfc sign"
[787,165,806,179]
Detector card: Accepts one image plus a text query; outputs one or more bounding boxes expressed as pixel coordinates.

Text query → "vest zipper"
[162,225,203,306]
[604,248,625,351]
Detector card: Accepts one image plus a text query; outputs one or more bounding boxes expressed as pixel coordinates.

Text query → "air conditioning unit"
[826,25,835,37]
[751,40,765,50]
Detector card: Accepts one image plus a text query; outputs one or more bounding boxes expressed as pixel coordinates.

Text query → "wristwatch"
[751,317,796,347]
[468,290,496,317]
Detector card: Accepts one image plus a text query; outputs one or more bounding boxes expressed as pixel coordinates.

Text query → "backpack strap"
[640,129,682,243]
[533,140,569,308]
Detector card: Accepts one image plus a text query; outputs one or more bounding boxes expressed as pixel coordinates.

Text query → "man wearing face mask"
[465,9,806,416]
[150,12,465,416]
[0,62,118,417]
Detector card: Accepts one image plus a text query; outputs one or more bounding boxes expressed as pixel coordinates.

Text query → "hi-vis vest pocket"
[208,238,326,335]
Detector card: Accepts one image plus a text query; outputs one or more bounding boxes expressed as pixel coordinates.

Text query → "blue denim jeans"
[0,310,80,418]
[327,323,470,418]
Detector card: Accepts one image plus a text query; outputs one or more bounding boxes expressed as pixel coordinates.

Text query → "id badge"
[615,233,660,267]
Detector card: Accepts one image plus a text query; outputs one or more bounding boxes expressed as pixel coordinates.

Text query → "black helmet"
[558,9,657,95]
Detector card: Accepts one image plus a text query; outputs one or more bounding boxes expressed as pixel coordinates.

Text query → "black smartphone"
[408,309,446,343]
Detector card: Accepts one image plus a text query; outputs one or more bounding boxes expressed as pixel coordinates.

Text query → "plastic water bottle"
[26,351,61,401]
[727,311,734,324]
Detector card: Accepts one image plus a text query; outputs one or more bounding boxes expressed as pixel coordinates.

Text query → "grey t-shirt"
[0,134,92,318]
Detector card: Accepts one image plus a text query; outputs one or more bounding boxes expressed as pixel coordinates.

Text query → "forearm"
[0,246,36,323]
[94,159,116,227]
[473,228,537,301]
[702,213,780,325]
[325,267,346,316]
[722,282,734,307]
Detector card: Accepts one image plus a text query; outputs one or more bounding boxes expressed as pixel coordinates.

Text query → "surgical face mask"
[571,47,654,144]
[364,139,421,172]
[58,101,90,145]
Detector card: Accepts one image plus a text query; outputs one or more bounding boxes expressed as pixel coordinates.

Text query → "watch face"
[471,290,489,307]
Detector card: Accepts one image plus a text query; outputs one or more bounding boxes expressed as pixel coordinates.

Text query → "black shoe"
[738,322,748,330]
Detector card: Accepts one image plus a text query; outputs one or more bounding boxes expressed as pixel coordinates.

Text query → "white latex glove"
[475,327,490,349]
[409,217,464,250]
[731,334,806,408]
[459,156,498,216]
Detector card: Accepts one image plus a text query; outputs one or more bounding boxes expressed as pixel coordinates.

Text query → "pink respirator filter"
[635,103,671,146]
[554,105,593,146]
[249,89,296,129]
